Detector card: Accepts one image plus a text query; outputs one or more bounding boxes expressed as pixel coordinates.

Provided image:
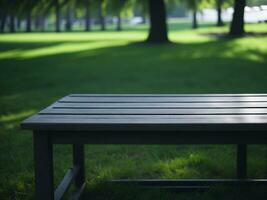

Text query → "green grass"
[0,22,267,200]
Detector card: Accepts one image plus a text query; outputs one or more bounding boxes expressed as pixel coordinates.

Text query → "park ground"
[0,21,267,200]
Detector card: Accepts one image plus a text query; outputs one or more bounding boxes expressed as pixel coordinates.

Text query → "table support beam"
[73,144,86,188]
[33,132,54,200]
[54,166,79,200]
[109,179,267,187]
[237,144,247,179]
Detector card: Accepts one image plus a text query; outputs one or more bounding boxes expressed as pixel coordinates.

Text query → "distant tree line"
[0,0,264,42]
[147,0,252,43]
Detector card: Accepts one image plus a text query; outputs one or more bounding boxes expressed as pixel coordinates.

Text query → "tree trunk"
[55,0,61,32]
[85,0,91,31]
[99,0,105,31]
[192,9,198,29]
[229,0,246,37]
[0,13,7,32]
[216,0,224,26]
[9,14,15,33]
[16,18,21,30]
[26,9,32,32]
[35,16,43,31]
[141,15,147,24]
[39,15,46,32]
[116,13,121,31]
[147,0,168,43]
[65,5,72,31]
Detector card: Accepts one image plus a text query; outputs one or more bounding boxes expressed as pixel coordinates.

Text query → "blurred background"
[0,0,266,33]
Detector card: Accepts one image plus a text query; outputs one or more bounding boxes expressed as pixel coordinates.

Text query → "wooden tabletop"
[21,94,267,131]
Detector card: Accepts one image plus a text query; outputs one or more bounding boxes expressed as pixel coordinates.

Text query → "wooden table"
[21,94,267,200]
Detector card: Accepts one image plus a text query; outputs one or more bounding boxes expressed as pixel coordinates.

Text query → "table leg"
[33,132,54,200]
[73,144,85,188]
[237,144,247,179]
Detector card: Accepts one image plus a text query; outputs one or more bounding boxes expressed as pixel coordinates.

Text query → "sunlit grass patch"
[151,153,206,178]
[0,110,36,130]
[0,31,147,43]
[0,110,35,123]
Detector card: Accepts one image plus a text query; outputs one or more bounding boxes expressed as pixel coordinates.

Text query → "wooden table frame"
[32,130,267,200]
[22,94,267,200]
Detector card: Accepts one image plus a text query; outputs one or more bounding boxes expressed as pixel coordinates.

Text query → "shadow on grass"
[0,40,77,50]
[1,37,267,122]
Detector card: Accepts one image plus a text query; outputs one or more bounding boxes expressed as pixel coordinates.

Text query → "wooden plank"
[50,131,267,144]
[54,166,79,200]
[109,179,267,186]
[51,102,267,109]
[69,94,267,97]
[23,114,267,120]
[59,96,267,103]
[22,114,267,131]
[40,108,267,115]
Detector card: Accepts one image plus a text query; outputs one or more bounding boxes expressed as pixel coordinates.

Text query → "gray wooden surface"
[21,94,267,131]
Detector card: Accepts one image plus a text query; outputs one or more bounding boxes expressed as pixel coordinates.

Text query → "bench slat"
[40,108,267,115]
[52,102,267,109]
[69,94,267,97]
[59,96,267,103]
[21,115,267,131]
[24,114,267,122]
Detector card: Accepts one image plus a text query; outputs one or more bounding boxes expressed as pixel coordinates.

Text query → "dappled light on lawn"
[0,24,266,62]
[1,22,267,200]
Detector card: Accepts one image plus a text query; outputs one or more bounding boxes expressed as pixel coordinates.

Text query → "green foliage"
[211,0,233,9]
[182,0,205,10]
[132,0,149,16]
[0,0,20,15]
[106,0,129,15]
[247,0,267,6]
[179,0,232,10]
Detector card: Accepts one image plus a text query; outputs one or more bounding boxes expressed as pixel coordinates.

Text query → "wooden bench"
[21,94,267,200]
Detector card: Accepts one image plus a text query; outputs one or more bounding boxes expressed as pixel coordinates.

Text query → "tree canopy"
[0,0,262,39]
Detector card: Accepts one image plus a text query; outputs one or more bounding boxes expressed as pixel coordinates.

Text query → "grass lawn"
[0,22,267,200]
